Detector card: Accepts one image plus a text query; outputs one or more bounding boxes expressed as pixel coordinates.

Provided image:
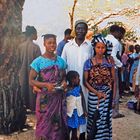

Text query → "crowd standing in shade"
[129,44,140,91]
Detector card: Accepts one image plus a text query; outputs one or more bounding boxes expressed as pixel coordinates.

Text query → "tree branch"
[87,6,140,27]
[69,0,78,30]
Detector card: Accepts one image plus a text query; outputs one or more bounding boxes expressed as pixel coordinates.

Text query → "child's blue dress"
[66,86,86,128]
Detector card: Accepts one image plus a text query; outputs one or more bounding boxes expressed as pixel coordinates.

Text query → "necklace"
[43,53,56,60]
[94,56,103,65]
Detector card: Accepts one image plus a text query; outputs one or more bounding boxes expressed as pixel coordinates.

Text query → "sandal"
[113,113,125,119]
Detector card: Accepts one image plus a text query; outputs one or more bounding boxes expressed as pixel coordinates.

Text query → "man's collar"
[71,38,89,46]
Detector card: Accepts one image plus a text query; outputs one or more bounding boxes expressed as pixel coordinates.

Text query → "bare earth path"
[0,95,140,140]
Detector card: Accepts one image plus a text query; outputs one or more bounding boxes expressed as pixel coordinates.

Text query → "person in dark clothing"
[19,25,41,112]
[117,27,126,98]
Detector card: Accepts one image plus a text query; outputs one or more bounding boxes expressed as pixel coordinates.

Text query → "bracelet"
[42,87,48,91]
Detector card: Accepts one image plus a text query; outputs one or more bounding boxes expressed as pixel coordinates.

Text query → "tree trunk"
[0,0,26,134]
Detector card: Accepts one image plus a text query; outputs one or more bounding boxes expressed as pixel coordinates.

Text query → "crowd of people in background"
[17,20,140,140]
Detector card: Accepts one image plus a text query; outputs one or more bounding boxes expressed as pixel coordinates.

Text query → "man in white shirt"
[105,25,125,118]
[62,20,93,140]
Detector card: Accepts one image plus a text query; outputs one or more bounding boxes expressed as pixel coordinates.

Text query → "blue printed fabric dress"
[66,86,86,128]
[84,58,113,140]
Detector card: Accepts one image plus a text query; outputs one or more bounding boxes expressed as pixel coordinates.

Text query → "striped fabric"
[87,86,112,140]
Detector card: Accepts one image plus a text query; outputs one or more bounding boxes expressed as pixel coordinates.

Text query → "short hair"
[135,44,140,50]
[66,71,79,84]
[25,25,37,37]
[64,28,72,36]
[119,27,126,35]
[42,34,56,41]
[109,25,120,33]
[129,45,134,51]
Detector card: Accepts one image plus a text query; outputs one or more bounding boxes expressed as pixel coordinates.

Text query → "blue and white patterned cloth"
[66,86,86,128]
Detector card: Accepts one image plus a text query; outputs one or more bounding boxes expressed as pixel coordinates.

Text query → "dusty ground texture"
[0,95,140,140]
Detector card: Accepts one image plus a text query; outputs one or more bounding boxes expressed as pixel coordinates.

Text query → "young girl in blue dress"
[66,71,87,140]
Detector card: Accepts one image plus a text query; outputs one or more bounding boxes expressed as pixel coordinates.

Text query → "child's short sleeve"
[30,57,40,73]
[83,59,92,71]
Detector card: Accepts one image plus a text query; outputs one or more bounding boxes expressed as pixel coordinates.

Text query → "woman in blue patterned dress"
[29,34,68,140]
[83,35,116,140]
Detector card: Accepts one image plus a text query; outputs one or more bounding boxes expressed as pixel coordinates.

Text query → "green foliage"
[91,25,98,34]
[108,21,124,26]
[125,30,138,41]
[125,9,139,17]
[101,28,109,37]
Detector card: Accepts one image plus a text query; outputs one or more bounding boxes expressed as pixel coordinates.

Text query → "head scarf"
[91,34,113,56]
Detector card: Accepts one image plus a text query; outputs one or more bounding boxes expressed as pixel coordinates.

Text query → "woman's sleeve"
[60,57,67,69]
[30,57,40,73]
[83,59,91,71]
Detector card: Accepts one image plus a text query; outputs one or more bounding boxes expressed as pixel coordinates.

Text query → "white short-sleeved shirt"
[61,39,93,81]
[106,34,123,68]
[61,38,93,102]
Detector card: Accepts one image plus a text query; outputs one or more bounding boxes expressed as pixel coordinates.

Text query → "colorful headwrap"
[91,34,113,56]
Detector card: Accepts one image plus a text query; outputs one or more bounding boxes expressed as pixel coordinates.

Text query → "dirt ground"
[0,94,140,140]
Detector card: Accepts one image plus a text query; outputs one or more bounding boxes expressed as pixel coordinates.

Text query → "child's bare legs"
[79,132,85,140]
[68,127,78,140]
